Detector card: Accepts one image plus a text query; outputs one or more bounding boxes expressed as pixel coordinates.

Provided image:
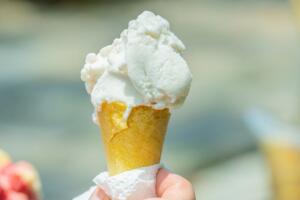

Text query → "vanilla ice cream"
[81,11,192,122]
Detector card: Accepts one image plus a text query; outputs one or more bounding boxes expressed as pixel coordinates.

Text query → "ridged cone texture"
[98,102,170,176]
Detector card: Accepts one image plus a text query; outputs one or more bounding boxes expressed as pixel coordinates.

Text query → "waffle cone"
[98,102,170,176]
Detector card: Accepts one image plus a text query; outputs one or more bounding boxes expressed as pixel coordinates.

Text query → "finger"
[154,168,196,200]
[90,187,111,200]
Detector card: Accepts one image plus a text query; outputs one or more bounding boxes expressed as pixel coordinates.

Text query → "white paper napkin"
[74,164,161,200]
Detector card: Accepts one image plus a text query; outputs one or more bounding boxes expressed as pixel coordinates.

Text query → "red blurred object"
[0,187,7,199]
[0,162,39,200]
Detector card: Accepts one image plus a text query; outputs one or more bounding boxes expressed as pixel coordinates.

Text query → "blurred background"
[0,0,300,199]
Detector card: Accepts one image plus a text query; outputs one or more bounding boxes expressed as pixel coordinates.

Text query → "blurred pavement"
[194,152,271,200]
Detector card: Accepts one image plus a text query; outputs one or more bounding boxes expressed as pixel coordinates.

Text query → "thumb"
[147,169,195,200]
[90,187,111,200]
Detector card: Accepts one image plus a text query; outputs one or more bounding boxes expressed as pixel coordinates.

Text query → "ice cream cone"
[98,102,170,176]
[291,0,300,27]
[262,142,300,200]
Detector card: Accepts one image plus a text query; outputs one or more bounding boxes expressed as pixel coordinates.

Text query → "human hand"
[91,168,196,200]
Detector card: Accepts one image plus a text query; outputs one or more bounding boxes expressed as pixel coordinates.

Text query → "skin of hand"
[91,168,196,200]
